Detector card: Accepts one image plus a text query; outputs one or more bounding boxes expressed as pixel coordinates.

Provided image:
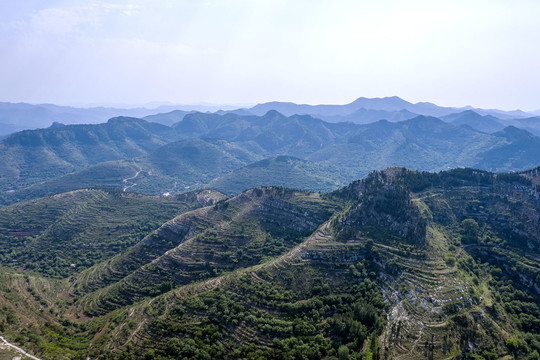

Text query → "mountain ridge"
[240,96,536,121]
[2,112,540,205]
[2,97,537,138]
[0,166,538,359]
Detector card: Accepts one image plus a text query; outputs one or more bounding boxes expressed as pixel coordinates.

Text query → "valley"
[3,0,540,357]
[0,98,539,359]
[1,102,540,206]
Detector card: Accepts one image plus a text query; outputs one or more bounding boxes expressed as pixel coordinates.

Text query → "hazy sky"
[1,0,539,110]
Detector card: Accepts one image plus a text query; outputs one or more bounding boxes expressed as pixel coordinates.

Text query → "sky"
[1,0,539,111]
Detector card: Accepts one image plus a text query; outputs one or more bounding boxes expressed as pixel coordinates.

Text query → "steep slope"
[2,160,139,204]
[329,168,540,359]
[475,126,540,172]
[172,112,255,139]
[3,113,540,207]
[171,112,540,179]
[512,116,540,137]
[0,167,539,359]
[0,188,225,278]
[0,117,175,192]
[145,138,259,178]
[307,116,506,178]
[207,155,349,195]
[70,168,540,360]
[126,137,264,194]
[173,110,341,157]
[0,136,265,205]
[1,137,263,205]
[75,187,340,315]
[441,110,505,133]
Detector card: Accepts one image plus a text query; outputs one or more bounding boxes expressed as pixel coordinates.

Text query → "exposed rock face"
[332,169,427,244]
[12,167,536,359]
[245,188,333,232]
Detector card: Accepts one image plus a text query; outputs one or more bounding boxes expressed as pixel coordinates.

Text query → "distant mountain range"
[154,97,540,132]
[2,96,539,138]
[234,96,536,122]
[440,110,506,133]
[0,102,232,136]
[0,97,540,359]
[1,109,540,205]
[0,117,174,193]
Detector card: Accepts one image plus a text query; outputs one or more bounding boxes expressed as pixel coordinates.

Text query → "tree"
[338,345,350,360]
[461,219,479,244]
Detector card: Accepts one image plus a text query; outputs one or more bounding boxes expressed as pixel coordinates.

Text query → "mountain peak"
[49,121,66,129]
[496,125,536,139]
[262,109,286,118]
[107,116,143,124]
[459,109,482,117]
[349,96,412,106]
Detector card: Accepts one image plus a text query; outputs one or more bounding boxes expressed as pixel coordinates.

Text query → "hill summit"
[0,167,538,359]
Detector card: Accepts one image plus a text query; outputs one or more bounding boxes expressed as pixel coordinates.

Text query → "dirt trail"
[122,164,143,192]
[0,334,42,360]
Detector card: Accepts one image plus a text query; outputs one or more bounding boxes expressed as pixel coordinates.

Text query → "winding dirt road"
[122,165,143,192]
[0,334,41,360]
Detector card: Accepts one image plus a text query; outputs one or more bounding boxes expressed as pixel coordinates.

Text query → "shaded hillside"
[2,160,139,204]
[143,110,195,126]
[2,113,540,206]
[172,112,540,178]
[207,155,348,195]
[307,116,507,177]
[512,116,540,137]
[0,117,174,192]
[0,137,264,204]
[441,110,505,133]
[172,110,341,157]
[145,138,259,178]
[476,126,540,172]
[128,138,265,194]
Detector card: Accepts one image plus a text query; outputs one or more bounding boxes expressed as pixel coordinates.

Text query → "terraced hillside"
[0,167,538,359]
[73,187,341,316]
[0,188,226,277]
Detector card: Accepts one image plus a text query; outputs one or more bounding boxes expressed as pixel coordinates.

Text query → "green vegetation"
[208,155,349,195]
[3,160,139,204]
[0,117,174,197]
[111,262,386,360]
[0,188,226,278]
[75,187,341,316]
[0,166,538,360]
[2,112,540,205]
